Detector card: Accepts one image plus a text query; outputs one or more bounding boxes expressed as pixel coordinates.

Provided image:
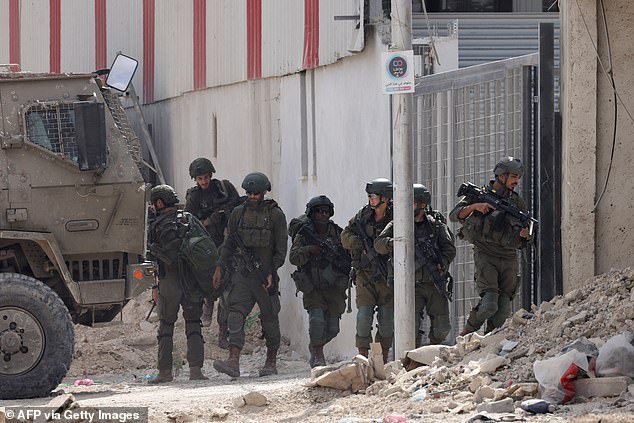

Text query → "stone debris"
[307,268,634,418]
[573,376,632,398]
[233,391,268,408]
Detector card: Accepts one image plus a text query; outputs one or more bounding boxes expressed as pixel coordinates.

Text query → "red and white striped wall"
[0,0,361,103]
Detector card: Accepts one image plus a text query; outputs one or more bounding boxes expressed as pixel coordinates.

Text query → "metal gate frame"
[411,52,550,340]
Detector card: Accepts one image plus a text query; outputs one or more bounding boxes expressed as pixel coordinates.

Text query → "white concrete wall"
[142,32,391,360]
[560,0,634,290]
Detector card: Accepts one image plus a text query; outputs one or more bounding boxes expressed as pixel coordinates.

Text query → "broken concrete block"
[573,376,632,398]
[469,355,509,376]
[406,345,450,366]
[476,397,514,414]
[370,342,386,380]
[469,376,483,393]
[47,393,75,413]
[473,386,494,403]
[243,391,268,406]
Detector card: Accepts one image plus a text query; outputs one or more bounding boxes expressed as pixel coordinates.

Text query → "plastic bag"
[533,349,588,404]
[595,332,634,378]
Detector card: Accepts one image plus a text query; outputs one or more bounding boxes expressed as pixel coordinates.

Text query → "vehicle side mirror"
[106,54,138,92]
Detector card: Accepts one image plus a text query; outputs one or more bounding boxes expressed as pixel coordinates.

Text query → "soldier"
[146,185,212,383]
[185,157,240,348]
[375,184,456,346]
[449,157,532,336]
[341,178,394,362]
[289,196,351,368]
[212,172,287,377]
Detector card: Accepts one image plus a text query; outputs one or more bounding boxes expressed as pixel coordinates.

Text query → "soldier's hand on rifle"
[460,202,495,219]
[264,273,273,290]
[212,266,222,289]
[519,227,531,239]
[308,245,321,256]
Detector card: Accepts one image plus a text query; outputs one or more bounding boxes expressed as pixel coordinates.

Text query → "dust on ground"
[3,269,634,423]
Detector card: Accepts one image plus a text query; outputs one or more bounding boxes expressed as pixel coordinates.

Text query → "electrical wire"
[421,0,440,66]
[584,0,618,211]
[574,0,634,126]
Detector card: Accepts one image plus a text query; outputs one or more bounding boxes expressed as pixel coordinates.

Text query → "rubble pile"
[309,268,634,419]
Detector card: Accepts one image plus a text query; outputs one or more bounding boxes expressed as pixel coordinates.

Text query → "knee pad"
[356,305,374,337]
[477,291,499,320]
[308,309,326,341]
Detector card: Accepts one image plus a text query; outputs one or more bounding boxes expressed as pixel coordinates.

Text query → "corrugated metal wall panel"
[319,0,359,66]
[20,0,50,72]
[413,13,560,68]
[154,0,193,101]
[206,0,247,87]
[61,0,94,72]
[262,0,303,77]
[107,0,144,97]
[0,0,9,63]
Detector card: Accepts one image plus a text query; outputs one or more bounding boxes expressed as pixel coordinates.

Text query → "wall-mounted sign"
[382,50,415,95]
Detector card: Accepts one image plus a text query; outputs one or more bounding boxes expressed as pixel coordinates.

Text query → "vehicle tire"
[0,273,74,399]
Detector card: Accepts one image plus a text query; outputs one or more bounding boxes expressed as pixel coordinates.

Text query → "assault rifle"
[297,224,352,275]
[414,238,454,302]
[353,221,388,284]
[457,182,538,236]
[228,230,277,294]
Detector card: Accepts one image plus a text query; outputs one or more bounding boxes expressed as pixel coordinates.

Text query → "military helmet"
[150,184,179,206]
[494,157,523,177]
[365,178,393,199]
[189,157,216,178]
[413,184,431,205]
[241,172,271,193]
[305,195,334,217]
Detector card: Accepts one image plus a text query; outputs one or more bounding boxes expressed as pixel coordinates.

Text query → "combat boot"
[189,366,209,381]
[313,344,326,367]
[217,322,229,350]
[147,369,173,384]
[259,348,278,377]
[213,345,241,378]
[357,347,369,358]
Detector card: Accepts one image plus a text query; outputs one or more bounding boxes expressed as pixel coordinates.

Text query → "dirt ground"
[2,270,634,423]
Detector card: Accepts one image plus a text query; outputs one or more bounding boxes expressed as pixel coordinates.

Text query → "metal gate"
[412,53,545,339]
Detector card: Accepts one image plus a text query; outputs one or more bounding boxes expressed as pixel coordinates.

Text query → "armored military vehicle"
[0,55,156,399]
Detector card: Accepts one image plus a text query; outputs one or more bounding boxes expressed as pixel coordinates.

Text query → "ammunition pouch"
[291,270,314,294]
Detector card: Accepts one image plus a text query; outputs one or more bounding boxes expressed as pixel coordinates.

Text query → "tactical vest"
[236,202,274,248]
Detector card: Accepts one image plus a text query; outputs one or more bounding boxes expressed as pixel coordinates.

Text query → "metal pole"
[391,0,415,360]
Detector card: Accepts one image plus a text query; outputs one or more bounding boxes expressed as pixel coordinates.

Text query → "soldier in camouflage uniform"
[146,185,211,383]
[185,158,240,348]
[449,157,532,336]
[375,184,456,346]
[212,172,287,378]
[289,196,351,368]
[341,178,394,362]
